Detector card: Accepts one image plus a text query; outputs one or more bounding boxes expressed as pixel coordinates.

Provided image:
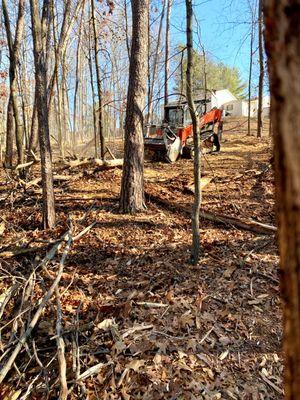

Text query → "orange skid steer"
[144,101,223,163]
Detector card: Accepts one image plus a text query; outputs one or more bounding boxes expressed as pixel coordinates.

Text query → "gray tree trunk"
[91,0,105,160]
[186,0,201,264]
[30,0,55,229]
[2,0,25,166]
[257,0,264,138]
[247,22,254,136]
[164,0,172,119]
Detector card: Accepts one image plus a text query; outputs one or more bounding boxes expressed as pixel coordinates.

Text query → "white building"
[223,95,270,118]
[209,89,238,109]
[161,90,270,120]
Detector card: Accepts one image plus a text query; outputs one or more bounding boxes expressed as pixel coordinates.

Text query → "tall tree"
[175,49,247,99]
[247,19,254,136]
[119,0,149,213]
[264,0,300,398]
[147,0,166,126]
[186,0,201,264]
[91,0,105,160]
[164,0,172,118]
[30,0,55,229]
[2,0,25,167]
[257,0,264,138]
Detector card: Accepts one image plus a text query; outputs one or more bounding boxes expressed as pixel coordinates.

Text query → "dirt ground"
[0,118,283,399]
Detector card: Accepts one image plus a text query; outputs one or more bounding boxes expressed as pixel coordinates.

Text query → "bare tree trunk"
[186,0,201,264]
[30,0,55,229]
[124,0,130,60]
[88,52,98,158]
[91,0,105,160]
[2,0,25,166]
[264,1,300,398]
[257,0,264,138]
[47,0,83,109]
[73,8,84,152]
[164,0,172,119]
[202,47,208,113]
[28,94,39,157]
[247,22,254,136]
[119,0,149,213]
[147,0,166,125]
[4,96,14,167]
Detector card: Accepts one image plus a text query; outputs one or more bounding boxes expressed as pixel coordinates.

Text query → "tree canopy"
[174,48,247,99]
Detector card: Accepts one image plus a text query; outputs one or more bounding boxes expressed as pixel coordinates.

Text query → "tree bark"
[257,0,264,138]
[2,0,25,166]
[30,0,55,229]
[73,7,84,153]
[4,95,14,167]
[247,21,254,136]
[264,1,300,398]
[28,92,39,157]
[91,0,105,160]
[147,0,166,126]
[119,0,149,213]
[164,0,172,117]
[186,0,201,264]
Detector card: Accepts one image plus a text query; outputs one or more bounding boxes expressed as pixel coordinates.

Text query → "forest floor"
[0,118,283,399]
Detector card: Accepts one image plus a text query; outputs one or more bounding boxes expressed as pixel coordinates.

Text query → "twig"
[151,330,187,340]
[55,286,68,400]
[73,222,97,241]
[0,283,20,320]
[76,361,113,382]
[259,372,284,395]
[199,326,214,345]
[0,234,73,384]
[122,324,153,339]
[135,301,168,308]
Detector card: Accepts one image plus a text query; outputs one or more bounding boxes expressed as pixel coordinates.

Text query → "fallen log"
[200,210,277,235]
[145,191,277,235]
[94,158,123,169]
[20,174,75,190]
[63,158,123,170]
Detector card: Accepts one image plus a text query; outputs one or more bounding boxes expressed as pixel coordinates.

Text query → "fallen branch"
[122,324,153,339]
[73,222,97,241]
[0,221,97,259]
[200,210,276,235]
[259,372,284,395]
[22,174,75,190]
[0,234,73,384]
[63,158,123,170]
[105,146,116,160]
[76,361,113,382]
[145,191,276,235]
[55,286,68,400]
[15,161,34,171]
[135,301,168,308]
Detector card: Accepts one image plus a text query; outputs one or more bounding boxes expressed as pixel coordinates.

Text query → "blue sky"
[170,0,259,84]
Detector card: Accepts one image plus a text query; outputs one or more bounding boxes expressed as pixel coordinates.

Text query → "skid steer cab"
[144,100,223,163]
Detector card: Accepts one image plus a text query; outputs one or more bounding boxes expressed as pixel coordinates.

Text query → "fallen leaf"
[97,318,116,331]
[126,359,145,372]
